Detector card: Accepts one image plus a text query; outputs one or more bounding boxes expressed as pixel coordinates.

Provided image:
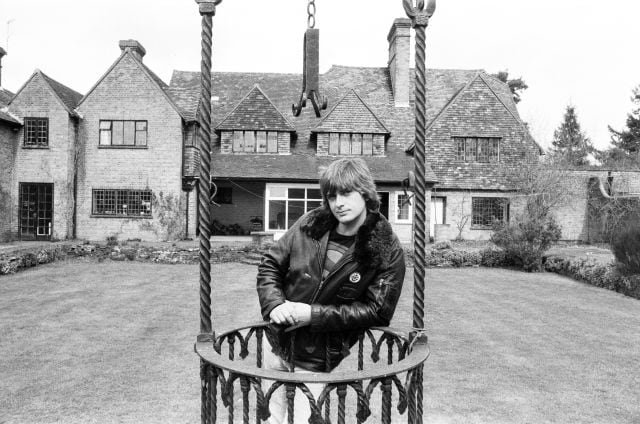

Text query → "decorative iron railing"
[196,322,429,424]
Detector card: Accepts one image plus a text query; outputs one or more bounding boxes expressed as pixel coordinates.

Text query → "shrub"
[479,247,509,268]
[21,253,37,268]
[491,216,561,272]
[106,235,119,246]
[610,218,640,275]
[543,254,640,300]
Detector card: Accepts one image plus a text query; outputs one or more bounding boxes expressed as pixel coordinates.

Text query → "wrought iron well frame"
[194,1,436,422]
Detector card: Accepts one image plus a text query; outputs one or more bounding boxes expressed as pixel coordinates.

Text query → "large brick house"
[0,18,542,243]
[167,18,540,243]
[4,70,82,240]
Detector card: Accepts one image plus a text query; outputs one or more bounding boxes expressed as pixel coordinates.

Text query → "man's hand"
[269,301,311,326]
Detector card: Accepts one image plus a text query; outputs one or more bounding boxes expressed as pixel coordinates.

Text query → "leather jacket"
[256,207,406,371]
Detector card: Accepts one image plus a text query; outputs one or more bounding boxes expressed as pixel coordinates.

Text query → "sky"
[1,0,638,151]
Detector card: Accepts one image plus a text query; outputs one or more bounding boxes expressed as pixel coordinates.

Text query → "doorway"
[19,183,53,240]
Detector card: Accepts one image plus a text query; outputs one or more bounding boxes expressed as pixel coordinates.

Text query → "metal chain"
[307,0,316,28]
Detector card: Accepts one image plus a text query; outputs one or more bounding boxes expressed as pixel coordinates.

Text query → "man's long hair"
[319,158,380,212]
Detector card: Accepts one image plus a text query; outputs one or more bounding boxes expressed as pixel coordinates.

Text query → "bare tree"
[453,191,471,241]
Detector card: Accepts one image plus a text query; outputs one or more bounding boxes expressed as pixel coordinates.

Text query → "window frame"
[98,120,148,148]
[396,191,413,223]
[326,132,377,156]
[265,183,323,232]
[455,137,500,162]
[91,189,153,218]
[471,197,509,229]
[23,117,49,148]
[232,130,279,154]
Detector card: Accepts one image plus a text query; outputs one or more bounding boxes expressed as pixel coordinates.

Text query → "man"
[256,158,406,423]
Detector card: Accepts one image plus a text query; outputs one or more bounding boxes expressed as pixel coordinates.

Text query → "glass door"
[19,183,53,240]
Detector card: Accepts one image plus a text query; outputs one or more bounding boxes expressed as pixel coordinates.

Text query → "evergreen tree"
[608,85,640,156]
[550,105,593,166]
[492,70,528,104]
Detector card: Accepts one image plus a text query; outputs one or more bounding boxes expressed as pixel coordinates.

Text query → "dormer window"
[233,130,279,153]
[216,85,295,155]
[323,132,384,156]
[313,90,389,156]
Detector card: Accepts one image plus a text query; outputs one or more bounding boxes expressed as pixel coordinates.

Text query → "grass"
[1,259,639,423]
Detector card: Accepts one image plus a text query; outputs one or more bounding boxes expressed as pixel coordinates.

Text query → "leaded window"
[471,197,509,228]
[24,117,49,147]
[92,189,152,217]
[328,133,375,156]
[232,130,279,153]
[455,137,500,162]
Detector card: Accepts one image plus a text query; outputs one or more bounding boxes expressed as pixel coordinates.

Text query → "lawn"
[1,259,639,423]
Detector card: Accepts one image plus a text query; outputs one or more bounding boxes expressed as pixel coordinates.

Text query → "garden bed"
[2,239,638,301]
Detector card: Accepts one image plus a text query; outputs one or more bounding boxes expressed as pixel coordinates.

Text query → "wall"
[430,189,514,241]
[76,53,184,241]
[553,170,640,242]
[0,125,18,241]
[10,74,75,240]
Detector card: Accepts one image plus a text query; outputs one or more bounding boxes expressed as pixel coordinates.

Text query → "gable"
[442,75,519,137]
[78,52,184,119]
[10,71,81,117]
[216,85,294,132]
[424,74,541,190]
[10,72,74,118]
[313,89,389,134]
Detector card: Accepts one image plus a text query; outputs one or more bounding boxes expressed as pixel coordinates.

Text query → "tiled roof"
[139,61,169,91]
[0,87,14,106]
[170,66,434,183]
[40,71,83,112]
[169,66,521,183]
[217,85,295,132]
[211,153,416,183]
[313,89,389,134]
[0,107,21,126]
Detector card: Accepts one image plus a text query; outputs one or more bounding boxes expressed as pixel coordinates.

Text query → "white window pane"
[99,130,111,145]
[269,186,287,198]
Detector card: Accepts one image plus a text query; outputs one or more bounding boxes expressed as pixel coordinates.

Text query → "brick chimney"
[387,18,411,107]
[0,47,6,86]
[119,40,146,61]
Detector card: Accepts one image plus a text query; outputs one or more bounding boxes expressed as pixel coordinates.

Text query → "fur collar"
[300,207,397,269]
